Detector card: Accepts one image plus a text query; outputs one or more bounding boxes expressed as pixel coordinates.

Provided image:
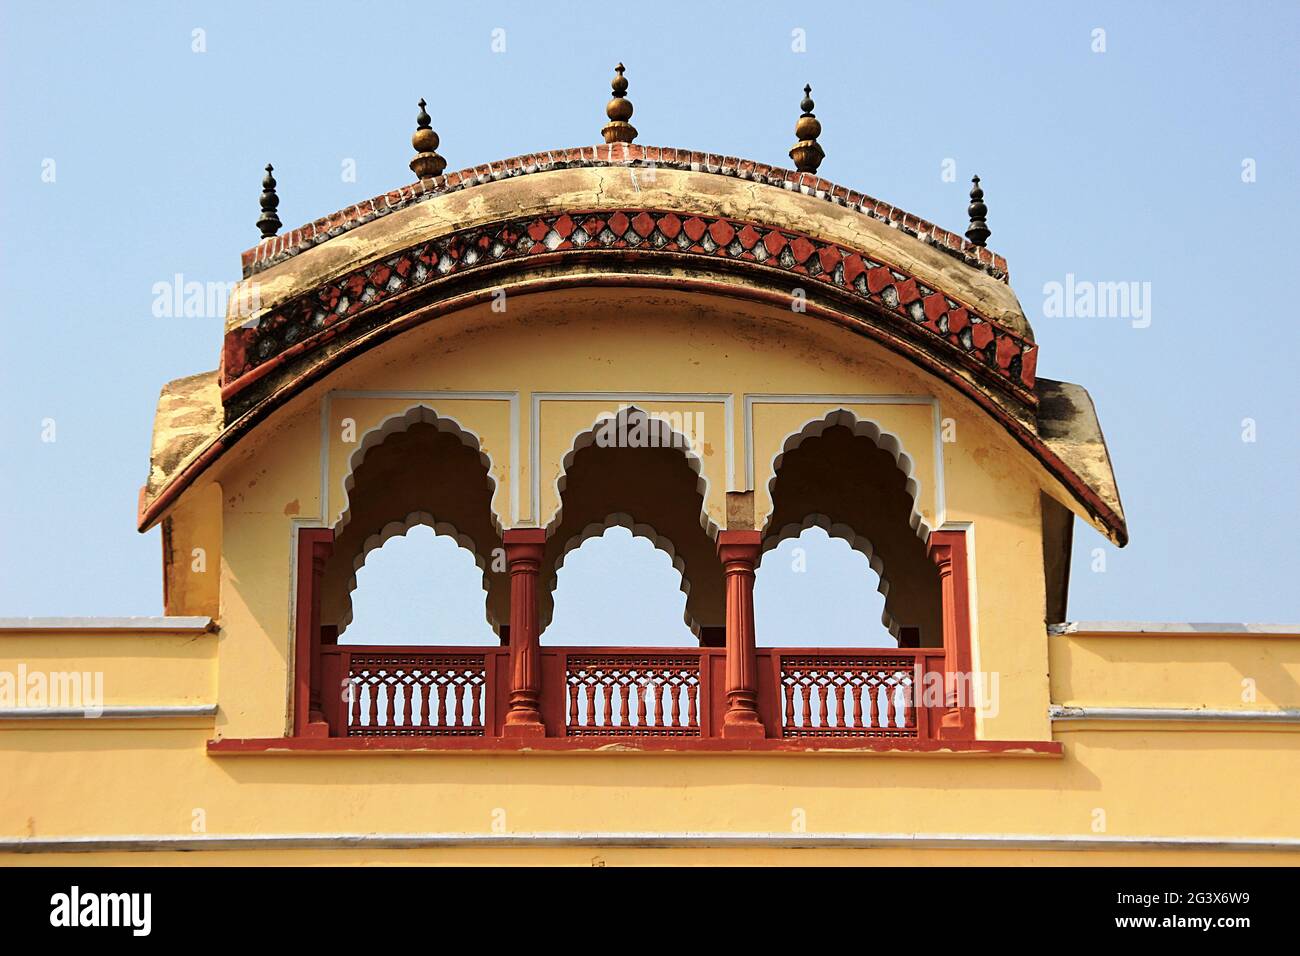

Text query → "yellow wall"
[5,285,1297,864]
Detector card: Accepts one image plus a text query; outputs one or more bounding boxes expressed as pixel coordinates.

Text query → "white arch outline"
[537,405,719,641]
[544,405,720,544]
[762,408,930,542]
[335,404,503,538]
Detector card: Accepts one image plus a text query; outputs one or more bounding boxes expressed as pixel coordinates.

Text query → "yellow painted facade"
[3,154,1296,865]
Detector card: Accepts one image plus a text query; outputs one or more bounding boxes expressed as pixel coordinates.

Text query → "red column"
[503,529,547,737]
[293,527,334,737]
[927,529,975,739]
[717,530,765,738]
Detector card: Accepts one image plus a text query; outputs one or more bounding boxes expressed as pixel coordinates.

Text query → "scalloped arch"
[334,511,499,639]
[545,405,719,544]
[758,514,902,640]
[540,513,700,639]
[335,404,503,538]
[763,408,930,543]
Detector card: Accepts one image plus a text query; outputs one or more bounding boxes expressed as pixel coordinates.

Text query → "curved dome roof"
[140,144,1124,545]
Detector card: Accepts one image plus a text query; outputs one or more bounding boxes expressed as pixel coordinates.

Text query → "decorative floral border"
[223,208,1036,398]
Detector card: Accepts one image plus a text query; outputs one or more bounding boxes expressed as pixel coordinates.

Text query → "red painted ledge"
[207,736,1063,757]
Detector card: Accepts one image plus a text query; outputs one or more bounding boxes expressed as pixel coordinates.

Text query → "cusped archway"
[320,406,506,639]
[540,407,723,642]
[760,410,941,646]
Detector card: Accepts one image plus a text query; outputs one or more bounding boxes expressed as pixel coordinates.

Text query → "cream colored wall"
[6,628,1296,861]
[1052,630,1300,711]
[8,286,1296,863]
[2,722,1297,863]
[163,482,222,618]
[195,287,1073,740]
[208,288,1045,726]
[0,629,215,709]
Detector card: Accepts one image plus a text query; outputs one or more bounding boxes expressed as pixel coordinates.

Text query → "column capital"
[717,529,762,567]
[503,528,547,546]
[503,528,546,568]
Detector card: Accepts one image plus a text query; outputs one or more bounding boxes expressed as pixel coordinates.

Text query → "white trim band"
[1050,705,1300,724]
[0,705,217,720]
[1050,621,1299,636]
[0,617,214,634]
[3,831,1297,854]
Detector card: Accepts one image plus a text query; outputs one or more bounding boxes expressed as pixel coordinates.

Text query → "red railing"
[319,645,944,741]
[775,650,944,739]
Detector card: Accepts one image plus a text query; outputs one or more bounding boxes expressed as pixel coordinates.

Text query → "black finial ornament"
[965,175,990,247]
[256,163,281,239]
[409,98,446,179]
[789,83,824,173]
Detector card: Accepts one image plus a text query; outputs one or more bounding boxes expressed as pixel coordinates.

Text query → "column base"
[502,717,547,738]
[302,720,330,739]
[937,708,975,740]
[721,715,766,739]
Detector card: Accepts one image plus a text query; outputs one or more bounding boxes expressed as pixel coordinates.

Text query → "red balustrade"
[564,653,703,737]
[775,650,944,739]
[320,647,502,737]
[318,644,945,742]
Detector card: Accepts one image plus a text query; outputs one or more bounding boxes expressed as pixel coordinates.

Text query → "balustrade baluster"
[793,682,806,729]
[687,681,698,728]
[667,679,679,727]
[584,679,597,728]
[418,675,432,727]
[470,679,482,728]
[636,679,649,727]
[397,672,411,727]
[435,680,447,727]
[641,681,653,727]
[868,676,880,727]
[619,677,631,728]
[817,676,829,727]
[852,681,864,729]
[366,676,380,727]
[882,677,896,727]
[450,677,463,727]
[901,674,914,728]
[602,677,614,727]
[567,681,577,727]
[382,674,396,726]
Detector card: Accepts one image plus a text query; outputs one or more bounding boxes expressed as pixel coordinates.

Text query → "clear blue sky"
[1,2,1297,639]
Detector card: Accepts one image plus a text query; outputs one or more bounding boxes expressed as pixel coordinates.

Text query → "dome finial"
[965,175,991,247]
[789,83,824,173]
[256,163,281,239]
[409,98,446,180]
[602,62,637,144]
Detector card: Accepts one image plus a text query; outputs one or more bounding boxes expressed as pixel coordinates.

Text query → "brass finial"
[789,84,824,173]
[601,63,637,144]
[965,175,991,247]
[256,163,281,239]
[409,98,446,180]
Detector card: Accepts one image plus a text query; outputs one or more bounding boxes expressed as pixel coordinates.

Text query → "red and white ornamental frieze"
[222,208,1037,403]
